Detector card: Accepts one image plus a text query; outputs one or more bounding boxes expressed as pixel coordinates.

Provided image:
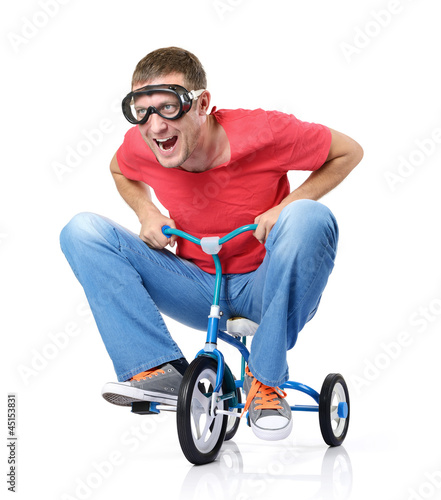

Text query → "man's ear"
[197,90,211,115]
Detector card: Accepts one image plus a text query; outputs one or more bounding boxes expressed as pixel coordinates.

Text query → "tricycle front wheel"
[177,356,228,465]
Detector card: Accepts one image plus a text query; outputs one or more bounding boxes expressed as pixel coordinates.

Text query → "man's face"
[134,73,205,169]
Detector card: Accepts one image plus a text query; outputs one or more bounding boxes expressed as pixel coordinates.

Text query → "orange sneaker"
[242,366,292,441]
[101,364,182,407]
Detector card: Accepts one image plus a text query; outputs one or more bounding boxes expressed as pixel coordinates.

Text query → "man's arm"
[254,128,363,243]
[110,153,177,248]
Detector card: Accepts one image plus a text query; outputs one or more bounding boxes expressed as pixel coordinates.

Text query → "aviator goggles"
[121,84,205,125]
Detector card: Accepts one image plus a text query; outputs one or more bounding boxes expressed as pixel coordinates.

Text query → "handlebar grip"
[161,225,172,236]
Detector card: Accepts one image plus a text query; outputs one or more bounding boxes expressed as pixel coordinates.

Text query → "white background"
[2,1,441,499]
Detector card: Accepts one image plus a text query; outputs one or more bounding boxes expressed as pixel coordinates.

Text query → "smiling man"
[60,47,363,441]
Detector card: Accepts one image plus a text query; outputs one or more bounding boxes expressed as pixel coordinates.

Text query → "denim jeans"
[60,200,338,387]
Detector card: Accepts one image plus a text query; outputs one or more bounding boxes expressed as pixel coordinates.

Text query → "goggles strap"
[188,89,205,101]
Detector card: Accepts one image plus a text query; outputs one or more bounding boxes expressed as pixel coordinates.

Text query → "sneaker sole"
[250,417,293,441]
[102,382,178,407]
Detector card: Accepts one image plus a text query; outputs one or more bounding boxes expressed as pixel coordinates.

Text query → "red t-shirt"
[116,108,331,274]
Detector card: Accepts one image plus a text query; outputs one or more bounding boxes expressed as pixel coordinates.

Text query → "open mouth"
[154,136,178,153]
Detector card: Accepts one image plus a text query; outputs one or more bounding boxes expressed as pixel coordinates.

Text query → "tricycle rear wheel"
[319,373,350,446]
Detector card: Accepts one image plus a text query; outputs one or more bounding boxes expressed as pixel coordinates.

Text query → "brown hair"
[132,47,207,90]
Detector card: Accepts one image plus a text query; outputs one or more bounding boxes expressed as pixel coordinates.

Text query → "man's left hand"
[253,205,285,244]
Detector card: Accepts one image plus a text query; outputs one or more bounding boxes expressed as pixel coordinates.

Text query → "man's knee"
[277,200,339,248]
[60,212,102,253]
[280,199,331,222]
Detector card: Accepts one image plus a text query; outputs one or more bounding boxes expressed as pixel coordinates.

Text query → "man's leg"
[230,200,339,439]
[60,212,216,385]
[236,199,339,386]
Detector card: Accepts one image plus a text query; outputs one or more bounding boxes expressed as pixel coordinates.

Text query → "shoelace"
[242,366,287,417]
[130,367,165,382]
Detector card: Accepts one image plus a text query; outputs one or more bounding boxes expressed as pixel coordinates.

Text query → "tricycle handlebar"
[161,224,258,245]
[161,223,258,306]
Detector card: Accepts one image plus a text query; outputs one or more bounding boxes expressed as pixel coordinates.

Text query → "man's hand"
[109,154,177,250]
[139,210,177,249]
[253,205,284,244]
[253,128,363,244]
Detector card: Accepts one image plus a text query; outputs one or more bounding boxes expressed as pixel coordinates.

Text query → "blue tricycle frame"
[131,224,350,465]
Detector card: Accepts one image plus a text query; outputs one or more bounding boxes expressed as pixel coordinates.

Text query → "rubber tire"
[319,373,350,447]
[177,356,228,465]
[224,378,241,442]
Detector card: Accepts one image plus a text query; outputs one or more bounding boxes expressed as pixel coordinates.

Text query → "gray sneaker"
[102,364,182,407]
[243,366,292,441]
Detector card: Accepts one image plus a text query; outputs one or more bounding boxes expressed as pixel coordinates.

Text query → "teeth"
[155,136,176,152]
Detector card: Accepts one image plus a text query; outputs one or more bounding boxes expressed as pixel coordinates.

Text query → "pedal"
[131,401,160,415]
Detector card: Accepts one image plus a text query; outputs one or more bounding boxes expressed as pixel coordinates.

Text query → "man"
[60,47,363,441]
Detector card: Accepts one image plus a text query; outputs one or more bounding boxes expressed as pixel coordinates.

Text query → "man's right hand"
[139,210,177,249]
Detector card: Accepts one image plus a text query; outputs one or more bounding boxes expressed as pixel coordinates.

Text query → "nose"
[148,112,168,134]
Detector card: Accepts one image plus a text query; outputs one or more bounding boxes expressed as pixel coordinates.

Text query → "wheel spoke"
[190,374,221,447]
[193,384,211,413]
[190,401,205,440]
[196,414,214,445]
[334,383,346,402]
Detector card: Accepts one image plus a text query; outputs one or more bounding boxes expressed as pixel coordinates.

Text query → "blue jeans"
[60,200,338,387]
